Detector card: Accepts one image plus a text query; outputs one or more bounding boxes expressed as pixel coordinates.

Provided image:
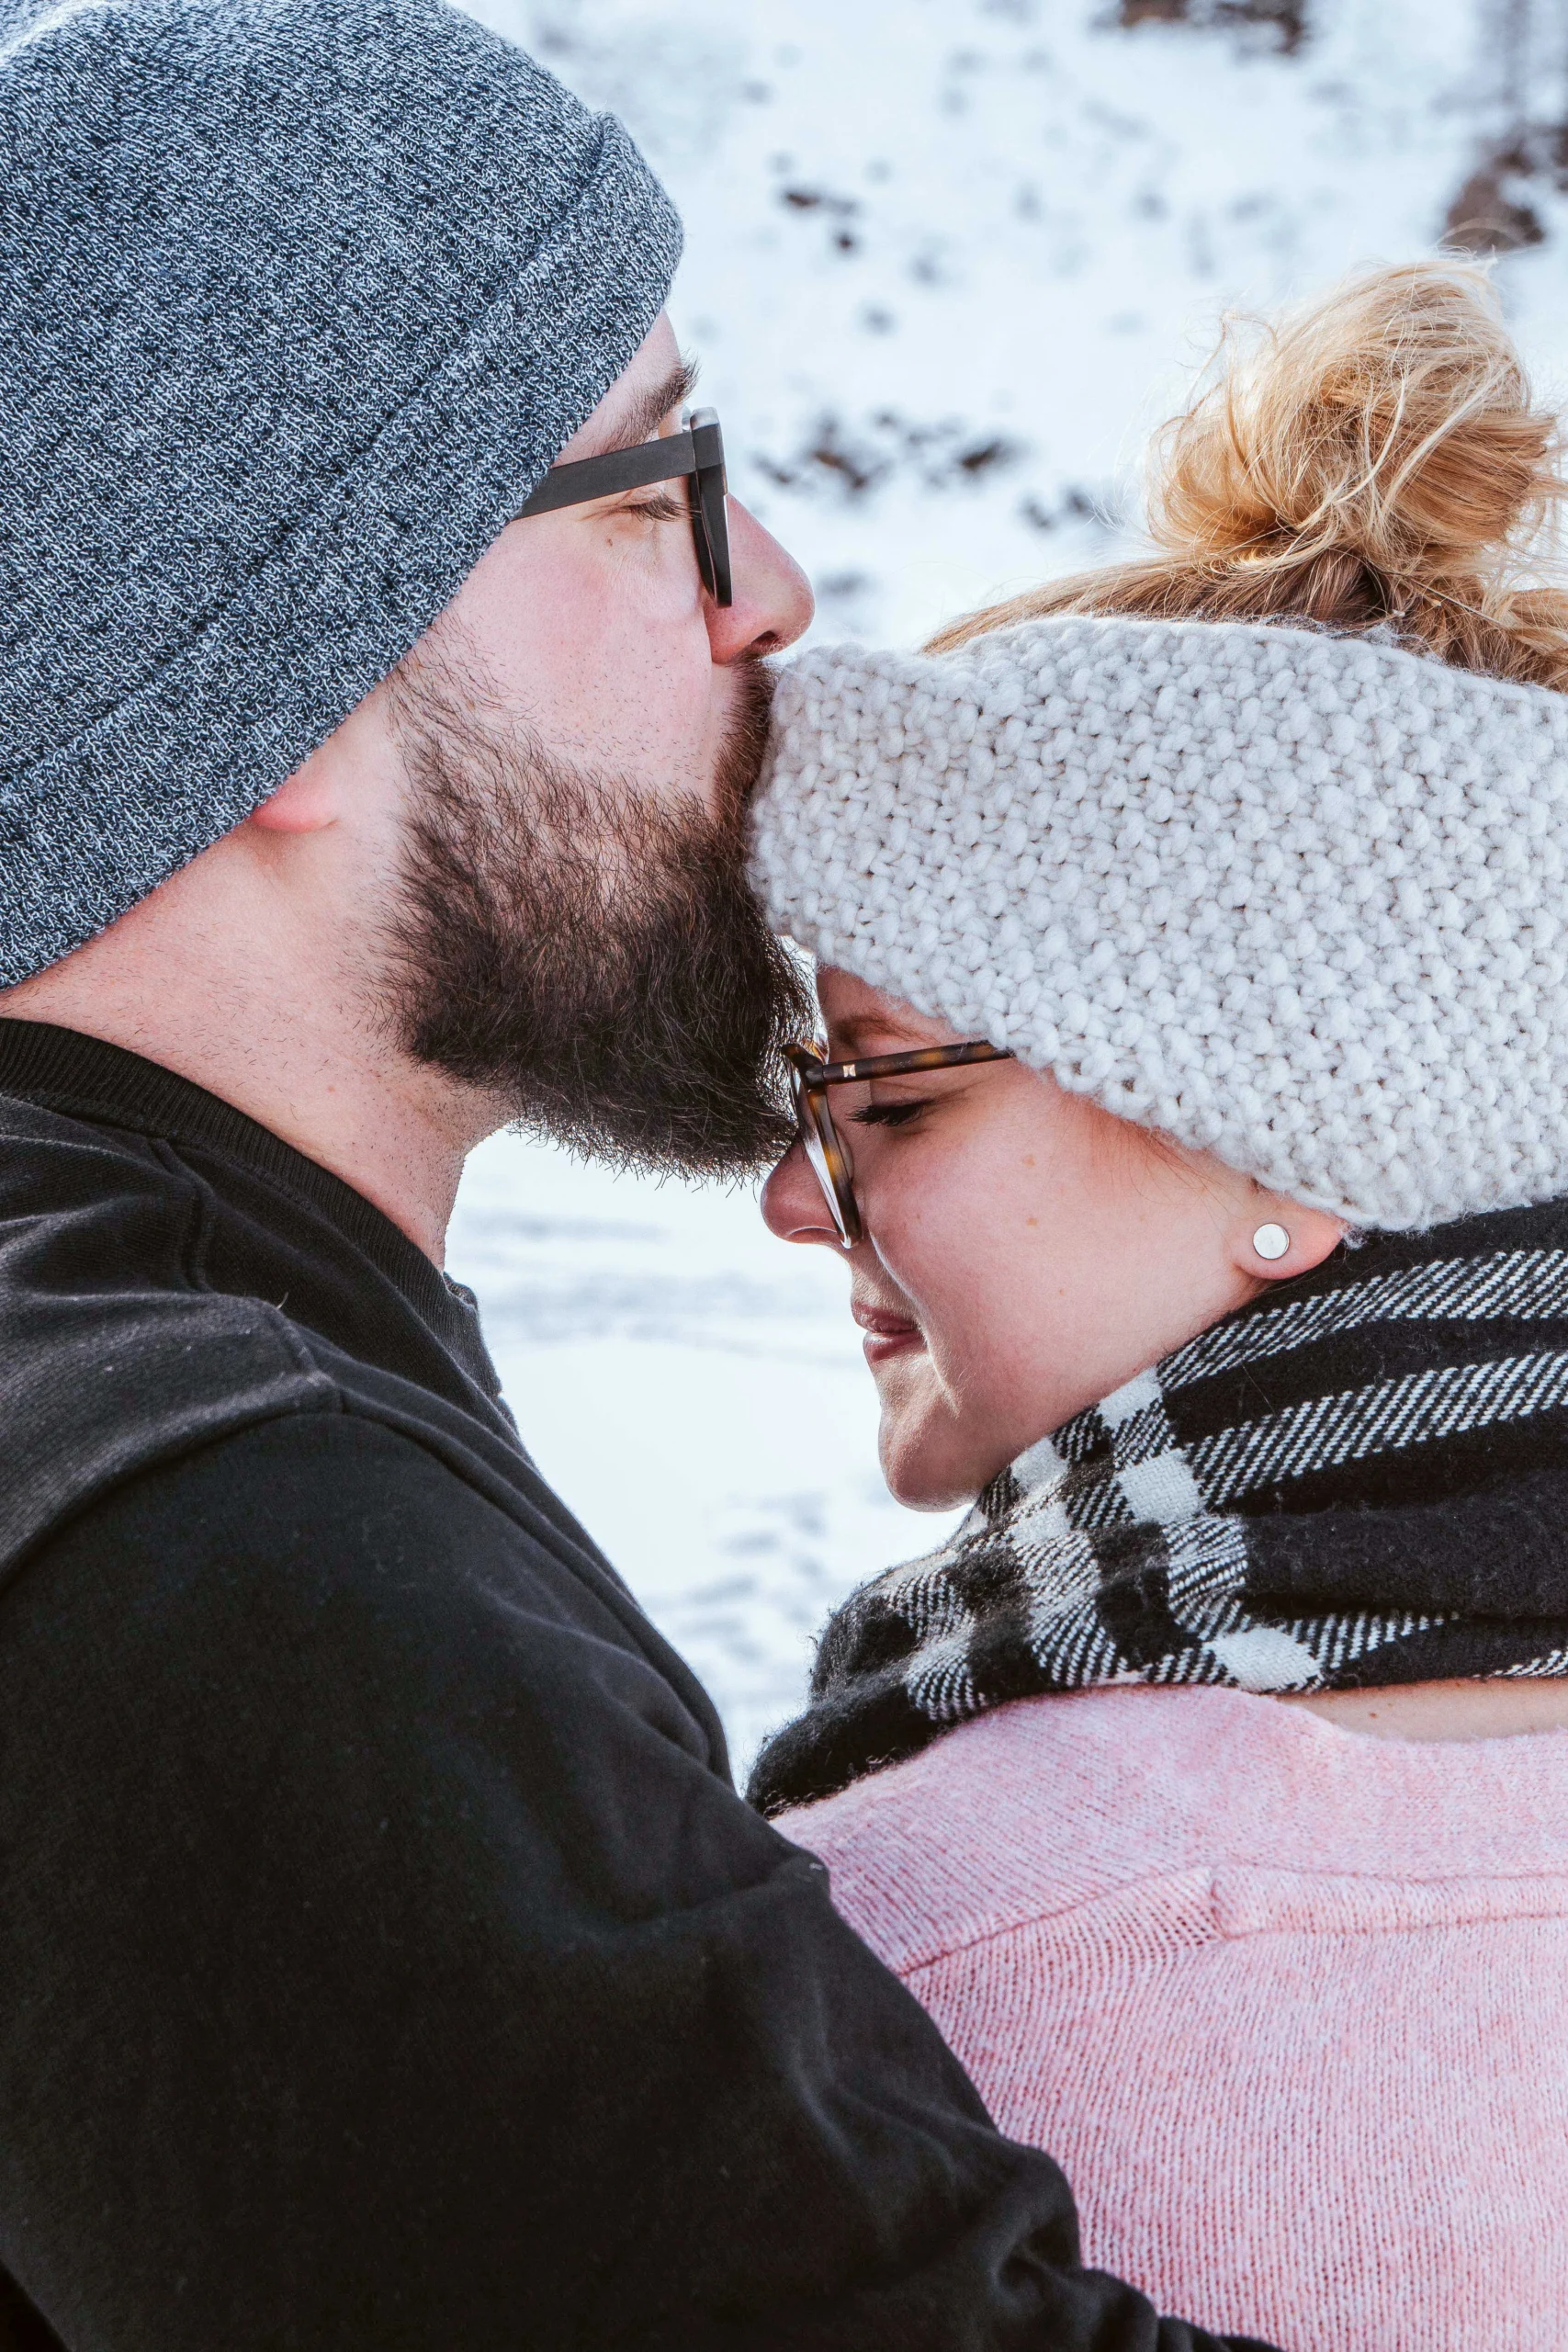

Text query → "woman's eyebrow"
[831,1021,941,1057]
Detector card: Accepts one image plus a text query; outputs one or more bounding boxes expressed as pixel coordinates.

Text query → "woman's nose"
[761,1139,843,1247]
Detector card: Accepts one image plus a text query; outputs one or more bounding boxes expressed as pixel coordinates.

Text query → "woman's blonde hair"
[930,260,1568,692]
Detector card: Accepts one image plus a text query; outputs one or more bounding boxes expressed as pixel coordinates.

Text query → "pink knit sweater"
[778,1686,1568,2349]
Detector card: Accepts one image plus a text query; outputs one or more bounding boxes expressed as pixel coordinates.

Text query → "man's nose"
[761,1139,842,1248]
[707,499,814,662]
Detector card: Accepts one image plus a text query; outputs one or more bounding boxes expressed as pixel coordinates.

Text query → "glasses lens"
[687,408,732,607]
[793,1078,859,1246]
[788,1059,852,1243]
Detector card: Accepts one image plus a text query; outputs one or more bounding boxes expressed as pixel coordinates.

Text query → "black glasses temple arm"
[516,429,698,518]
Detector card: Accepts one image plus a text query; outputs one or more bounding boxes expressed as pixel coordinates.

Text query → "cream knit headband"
[750,615,1568,1229]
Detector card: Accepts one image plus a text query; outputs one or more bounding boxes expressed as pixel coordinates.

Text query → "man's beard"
[381,649,812,1179]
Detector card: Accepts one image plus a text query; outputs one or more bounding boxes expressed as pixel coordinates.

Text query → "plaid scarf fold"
[748,1200,1568,1818]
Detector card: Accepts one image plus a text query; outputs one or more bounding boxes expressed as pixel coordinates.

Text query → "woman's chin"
[877,1400,995,1513]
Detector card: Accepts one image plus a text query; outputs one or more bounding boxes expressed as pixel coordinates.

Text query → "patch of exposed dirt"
[753,411,1028,503]
[1115,0,1308,53]
[1444,147,1547,254]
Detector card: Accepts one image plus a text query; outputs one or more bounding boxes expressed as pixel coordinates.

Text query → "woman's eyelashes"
[848,1095,933,1130]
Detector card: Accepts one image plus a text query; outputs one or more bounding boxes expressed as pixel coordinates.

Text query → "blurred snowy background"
[447,0,1568,1776]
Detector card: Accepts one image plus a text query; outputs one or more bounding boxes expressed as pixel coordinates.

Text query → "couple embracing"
[1,1,1564,2346]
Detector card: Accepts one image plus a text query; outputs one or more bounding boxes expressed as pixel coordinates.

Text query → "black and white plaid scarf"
[749,1200,1568,1818]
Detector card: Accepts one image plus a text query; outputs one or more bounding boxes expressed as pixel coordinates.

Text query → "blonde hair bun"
[935,261,1568,693]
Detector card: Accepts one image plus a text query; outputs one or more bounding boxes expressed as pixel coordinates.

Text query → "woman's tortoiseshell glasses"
[784,1038,1015,1249]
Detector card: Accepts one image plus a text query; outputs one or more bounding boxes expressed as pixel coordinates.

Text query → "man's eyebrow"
[581,359,700,459]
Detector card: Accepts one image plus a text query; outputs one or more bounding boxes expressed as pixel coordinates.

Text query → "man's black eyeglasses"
[517,408,733,605]
[785,1038,1015,1249]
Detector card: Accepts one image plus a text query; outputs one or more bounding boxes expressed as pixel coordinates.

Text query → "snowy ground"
[446,1133,922,1775]
[448,0,1568,1779]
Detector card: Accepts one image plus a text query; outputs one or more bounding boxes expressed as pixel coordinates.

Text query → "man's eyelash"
[848,1098,930,1128]
[619,492,689,523]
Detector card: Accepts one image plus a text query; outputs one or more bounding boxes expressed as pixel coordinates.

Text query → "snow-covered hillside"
[472,0,1568,647]
[447,0,1568,1776]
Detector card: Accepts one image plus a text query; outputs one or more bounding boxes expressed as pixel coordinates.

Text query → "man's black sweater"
[0,1020,1273,2352]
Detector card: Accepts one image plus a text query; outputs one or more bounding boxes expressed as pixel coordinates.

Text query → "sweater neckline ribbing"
[0,1017,468,1336]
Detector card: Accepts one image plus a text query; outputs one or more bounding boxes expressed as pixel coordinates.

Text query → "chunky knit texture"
[750,616,1568,1228]
[781,1683,1568,2351]
[0,0,680,983]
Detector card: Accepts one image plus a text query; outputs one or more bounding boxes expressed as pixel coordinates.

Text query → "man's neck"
[0,860,501,1265]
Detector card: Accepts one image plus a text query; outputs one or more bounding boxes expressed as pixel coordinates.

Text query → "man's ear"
[245,743,340,835]
[1228,1197,1347,1285]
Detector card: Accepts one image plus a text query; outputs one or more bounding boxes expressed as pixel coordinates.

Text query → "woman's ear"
[1228,1198,1347,1285]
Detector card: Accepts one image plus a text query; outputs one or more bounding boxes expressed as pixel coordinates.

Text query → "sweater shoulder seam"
[888,1859,1568,1982]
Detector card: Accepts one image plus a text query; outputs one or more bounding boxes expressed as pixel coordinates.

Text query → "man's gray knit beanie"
[0,0,680,984]
[751,616,1568,1231]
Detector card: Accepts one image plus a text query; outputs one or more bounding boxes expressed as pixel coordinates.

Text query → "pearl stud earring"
[1252,1222,1291,1262]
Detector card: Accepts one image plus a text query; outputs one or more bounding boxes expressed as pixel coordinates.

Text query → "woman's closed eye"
[848,1096,933,1129]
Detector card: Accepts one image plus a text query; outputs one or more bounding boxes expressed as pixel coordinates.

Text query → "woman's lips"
[852,1301,924,1368]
